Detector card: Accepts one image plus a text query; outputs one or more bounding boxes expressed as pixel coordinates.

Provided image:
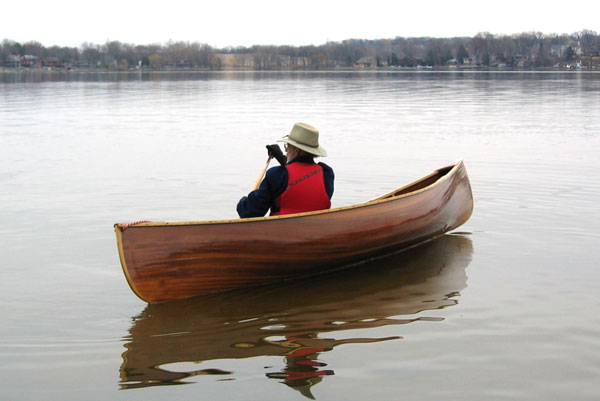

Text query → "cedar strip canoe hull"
[115,161,473,303]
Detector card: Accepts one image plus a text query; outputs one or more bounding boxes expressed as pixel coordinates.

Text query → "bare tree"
[81,42,101,67]
[576,29,599,68]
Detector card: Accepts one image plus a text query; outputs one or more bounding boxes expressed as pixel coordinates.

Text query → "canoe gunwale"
[114,160,464,230]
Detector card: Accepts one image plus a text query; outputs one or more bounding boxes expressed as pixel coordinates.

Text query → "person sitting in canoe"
[237,122,335,218]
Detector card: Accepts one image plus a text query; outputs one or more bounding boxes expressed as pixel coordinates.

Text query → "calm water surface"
[1,71,599,400]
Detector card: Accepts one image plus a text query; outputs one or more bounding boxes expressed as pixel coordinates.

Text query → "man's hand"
[266,144,287,166]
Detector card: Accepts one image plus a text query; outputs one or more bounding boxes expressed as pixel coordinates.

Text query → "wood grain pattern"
[115,161,474,302]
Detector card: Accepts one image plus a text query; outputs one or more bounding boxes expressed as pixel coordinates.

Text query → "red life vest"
[272,162,331,216]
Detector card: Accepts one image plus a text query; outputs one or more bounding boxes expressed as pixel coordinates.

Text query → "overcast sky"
[3,0,599,48]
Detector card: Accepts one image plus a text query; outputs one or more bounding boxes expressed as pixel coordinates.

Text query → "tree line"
[2,30,599,70]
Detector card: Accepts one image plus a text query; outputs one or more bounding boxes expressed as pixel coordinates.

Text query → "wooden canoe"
[115,160,473,303]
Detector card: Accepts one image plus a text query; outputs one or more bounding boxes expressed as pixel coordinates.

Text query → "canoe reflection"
[120,234,473,397]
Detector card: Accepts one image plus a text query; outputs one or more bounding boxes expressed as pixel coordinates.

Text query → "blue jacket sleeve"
[237,166,288,218]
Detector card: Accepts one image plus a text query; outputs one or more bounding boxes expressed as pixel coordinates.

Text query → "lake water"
[1,70,599,400]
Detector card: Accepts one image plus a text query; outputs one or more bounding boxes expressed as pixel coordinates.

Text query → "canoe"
[114,160,473,303]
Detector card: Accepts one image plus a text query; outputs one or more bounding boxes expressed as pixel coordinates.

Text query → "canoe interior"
[374,165,454,201]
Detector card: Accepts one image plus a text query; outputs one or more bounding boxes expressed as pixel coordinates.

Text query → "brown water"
[1,71,599,400]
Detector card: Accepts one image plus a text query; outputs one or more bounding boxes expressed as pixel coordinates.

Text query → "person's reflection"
[120,234,473,397]
[265,333,334,399]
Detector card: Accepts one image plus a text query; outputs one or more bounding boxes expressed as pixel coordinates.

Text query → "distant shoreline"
[3,31,598,71]
[1,66,596,73]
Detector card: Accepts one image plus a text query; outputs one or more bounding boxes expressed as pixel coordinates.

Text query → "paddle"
[253,156,272,190]
[252,144,286,190]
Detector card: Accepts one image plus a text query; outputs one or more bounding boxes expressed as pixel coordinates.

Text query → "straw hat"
[278,122,327,157]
